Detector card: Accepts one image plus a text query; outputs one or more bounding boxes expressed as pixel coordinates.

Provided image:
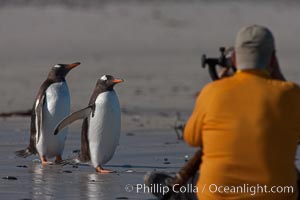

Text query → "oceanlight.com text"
[124,183,295,196]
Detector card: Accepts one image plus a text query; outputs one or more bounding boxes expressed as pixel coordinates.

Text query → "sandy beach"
[1,1,300,199]
[0,117,195,199]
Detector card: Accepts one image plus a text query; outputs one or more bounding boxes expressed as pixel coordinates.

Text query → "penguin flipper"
[15,96,45,158]
[16,80,53,158]
[54,105,94,135]
[79,118,91,162]
[35,94,45,143]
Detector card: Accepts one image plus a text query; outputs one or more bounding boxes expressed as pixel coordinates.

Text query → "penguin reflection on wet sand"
[54,75,123,173]
[15,62,81,164]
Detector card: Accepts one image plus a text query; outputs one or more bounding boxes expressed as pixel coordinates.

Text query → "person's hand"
[219,67,231,78]
[268,52,286,81]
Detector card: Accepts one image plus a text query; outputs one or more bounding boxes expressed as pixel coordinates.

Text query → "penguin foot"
[95,166,115,174]
[41,161,53,165]
[41,156,53,165]
[54,155,63,164]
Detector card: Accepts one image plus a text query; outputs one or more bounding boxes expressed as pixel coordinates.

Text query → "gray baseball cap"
[235,25,275,70]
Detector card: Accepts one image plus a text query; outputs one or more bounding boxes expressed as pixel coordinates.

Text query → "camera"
[201,47,236,81]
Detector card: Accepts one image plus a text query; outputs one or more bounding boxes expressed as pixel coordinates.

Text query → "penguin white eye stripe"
[54,65,61,68]
[100,75,108,81]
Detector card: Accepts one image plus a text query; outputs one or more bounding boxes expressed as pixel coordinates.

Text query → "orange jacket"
[184,70,300,200]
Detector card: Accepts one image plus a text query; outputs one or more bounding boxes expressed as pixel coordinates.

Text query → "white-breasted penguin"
[54,75,123,173]
[15,62,80,164]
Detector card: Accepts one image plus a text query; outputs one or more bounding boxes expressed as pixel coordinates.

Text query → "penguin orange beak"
[66,62,81,70]
[112,79,124,84]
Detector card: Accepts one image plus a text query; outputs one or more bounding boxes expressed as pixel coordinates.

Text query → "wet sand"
[1,1,300,199]
[0,117,194,200]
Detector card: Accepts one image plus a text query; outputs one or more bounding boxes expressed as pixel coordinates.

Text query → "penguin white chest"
[88,90,121,167]
[45,82,70,117]
[36,81,70,158]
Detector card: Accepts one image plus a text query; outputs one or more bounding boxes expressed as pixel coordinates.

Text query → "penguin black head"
[48,62,81,81]
[98,75,124,91]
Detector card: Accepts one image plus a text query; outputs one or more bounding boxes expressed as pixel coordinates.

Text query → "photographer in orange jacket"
[185,25,299,200]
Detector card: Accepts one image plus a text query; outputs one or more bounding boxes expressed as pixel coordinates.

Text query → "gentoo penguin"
[15,62,80,164]
[54,75,123,173]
